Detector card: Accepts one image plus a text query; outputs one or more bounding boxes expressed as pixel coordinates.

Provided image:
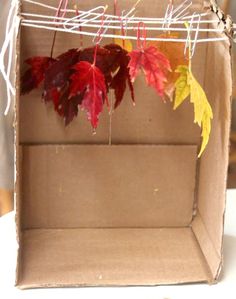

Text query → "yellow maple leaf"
[174,65,213,157]
[174,65,190,109]
[114,30,133,52]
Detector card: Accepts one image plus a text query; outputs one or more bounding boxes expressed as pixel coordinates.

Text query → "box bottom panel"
[17,228,211,288]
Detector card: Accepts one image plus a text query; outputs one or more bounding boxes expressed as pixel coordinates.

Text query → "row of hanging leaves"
[20,19,213,156]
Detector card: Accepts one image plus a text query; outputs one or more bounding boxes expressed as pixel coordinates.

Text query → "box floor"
[18,227,210,288]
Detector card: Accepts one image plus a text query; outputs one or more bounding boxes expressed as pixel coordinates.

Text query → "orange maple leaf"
[149,33,188,100]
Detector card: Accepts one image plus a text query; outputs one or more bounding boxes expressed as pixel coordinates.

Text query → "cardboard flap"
[18,227,211,288]
[193,26,232,279]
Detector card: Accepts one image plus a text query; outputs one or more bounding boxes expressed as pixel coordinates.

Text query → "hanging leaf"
[51,84,84,126]
[43,49,80,102]
[149,33,188,100]
[104,44,135,108]
[114,30,133,52]
[80,44,134,108]
[174,65,190,109]
[79,46,113,87]
[174,65,213,157]
[21,57,56,94]
[42,49,81,125]
[128,45,171,97]
[70,61,108,129]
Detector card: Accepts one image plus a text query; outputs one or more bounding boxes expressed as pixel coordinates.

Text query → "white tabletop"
[0,190,235,299]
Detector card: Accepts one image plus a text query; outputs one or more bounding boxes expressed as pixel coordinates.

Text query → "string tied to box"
[0,0,20,115]
[2,0,236,157]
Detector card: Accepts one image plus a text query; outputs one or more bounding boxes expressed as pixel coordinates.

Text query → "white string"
[20,22,228,43]
[0,3,15,95]
[20,0,229,44]
[19,0,232,44]
[20,12,219,25]
[0,0,20,115]
[191,14,201,58]
[22,0,213,23]
[21,19,226,33]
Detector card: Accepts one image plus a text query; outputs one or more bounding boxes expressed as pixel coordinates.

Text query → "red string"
[93,8,106,65]
[137,22,147,50]
[114,0,126,48]
[75,6,83,48]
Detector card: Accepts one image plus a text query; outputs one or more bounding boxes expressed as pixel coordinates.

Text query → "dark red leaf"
[21,57,55,94]
[42,49,81,125]
[70,61,108,129]
[43,49,80,102]
[79,45,115,88]
[50,84,84,126]
[105,44,135,108]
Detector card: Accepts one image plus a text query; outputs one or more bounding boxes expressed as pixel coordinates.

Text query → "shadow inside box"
[221,235,236,280]
[228,165,236,189]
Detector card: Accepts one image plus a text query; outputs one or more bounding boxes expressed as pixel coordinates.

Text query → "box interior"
[16,0,232,288]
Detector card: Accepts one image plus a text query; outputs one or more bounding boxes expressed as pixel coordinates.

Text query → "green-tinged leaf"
[189,73,209,126]
[173,65,213,157]
[174,65,190,109]
[198,102,213,157]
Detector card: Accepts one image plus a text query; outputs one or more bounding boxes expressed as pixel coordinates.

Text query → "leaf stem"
[185,22,192,71]
[50,31,57,58]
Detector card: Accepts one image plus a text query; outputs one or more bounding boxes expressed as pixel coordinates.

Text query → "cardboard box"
[15,0,232,289]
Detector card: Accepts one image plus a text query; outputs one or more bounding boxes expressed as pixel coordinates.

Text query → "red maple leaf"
[128,45,171,97]
[105,44,135,108]
[42,49,81,125]
[70,61,108,129]
[21,57,55,94]
[79,46,113,88]
[79,44,134,108]
[50,84,84,126]
[43,49,80,102]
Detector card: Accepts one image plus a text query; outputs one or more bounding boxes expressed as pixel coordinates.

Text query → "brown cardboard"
[21,145,197,228]
[15,0,232,289]
[18,228,211,288]
[192,24,233,279]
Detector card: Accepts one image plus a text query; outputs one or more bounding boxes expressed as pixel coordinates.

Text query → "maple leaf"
[70,61,108,129]
[128,46,171,97]
[104,44,135,108]
[51,83,84,126]
[21,57,56,94]
[149,33,188,100]
[174,65,213,157]
[42,49,81,125]
[80,44,134,109]
[173,65,190,109]
[43,49,80,102]
[79,46,113,87]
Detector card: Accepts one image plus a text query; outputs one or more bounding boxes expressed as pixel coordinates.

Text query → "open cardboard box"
[15,0,232,289]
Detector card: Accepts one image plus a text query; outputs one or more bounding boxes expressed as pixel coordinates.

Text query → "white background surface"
[0,190,235,299]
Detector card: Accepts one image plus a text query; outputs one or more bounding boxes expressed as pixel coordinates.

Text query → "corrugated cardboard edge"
[214,38,233,282]
[191,32,233,283]
[14,0,22,287]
